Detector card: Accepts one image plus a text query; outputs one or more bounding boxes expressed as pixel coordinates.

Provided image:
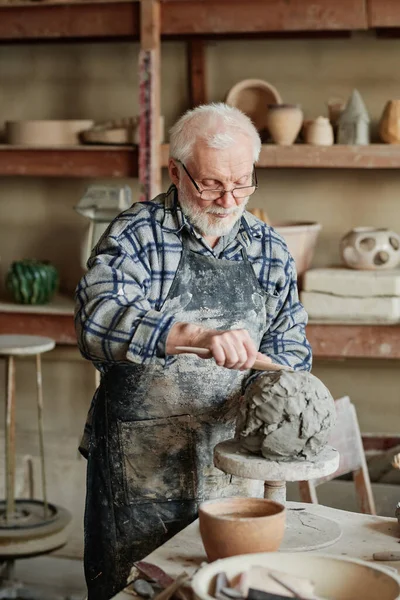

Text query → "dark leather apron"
[85,233,268,600]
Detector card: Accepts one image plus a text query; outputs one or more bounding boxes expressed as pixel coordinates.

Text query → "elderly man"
[75,103,311,600]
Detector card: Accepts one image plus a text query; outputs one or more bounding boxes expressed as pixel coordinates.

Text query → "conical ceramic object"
[305,117,334,146]
[337,89,370,145]
[266,104,303,146]
[379,100,400,144]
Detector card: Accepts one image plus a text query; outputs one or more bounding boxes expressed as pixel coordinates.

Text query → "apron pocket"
[118,415,196,504]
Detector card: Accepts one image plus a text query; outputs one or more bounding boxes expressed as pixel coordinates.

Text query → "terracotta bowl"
[198,497,286,562]
[225,79,282,132]
[273,221,321,276]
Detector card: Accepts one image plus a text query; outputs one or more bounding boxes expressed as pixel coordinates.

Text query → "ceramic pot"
[5,120,94,147]
[266,104,303,146]
[304,117,334,146]
[273,222,321,277]
[199,497,286,561]
[379,100,400,144]
[340,227,400,270]
[327,98,345,128]
[6,259,59,304]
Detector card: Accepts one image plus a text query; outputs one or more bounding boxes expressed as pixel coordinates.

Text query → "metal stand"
[214,439,342,552]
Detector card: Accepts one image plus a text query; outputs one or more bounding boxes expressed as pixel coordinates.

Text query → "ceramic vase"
[340,227,400,270]
[304,117,334,146]
[379,100,400,144]
[337,89,370,145]
[6,259,59,304]
[266,104,303,146]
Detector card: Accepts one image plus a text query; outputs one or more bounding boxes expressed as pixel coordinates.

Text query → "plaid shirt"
[75,184,311,372]
[75,185,312,454]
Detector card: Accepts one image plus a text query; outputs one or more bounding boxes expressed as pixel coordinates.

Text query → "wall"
[0,32,399,558]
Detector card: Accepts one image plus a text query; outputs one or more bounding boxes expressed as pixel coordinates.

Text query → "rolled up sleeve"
[259,255,312,371]
[75,233,177,366]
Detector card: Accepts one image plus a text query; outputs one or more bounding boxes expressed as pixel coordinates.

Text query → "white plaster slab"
[303,267,400,297]
[301,291,400,323]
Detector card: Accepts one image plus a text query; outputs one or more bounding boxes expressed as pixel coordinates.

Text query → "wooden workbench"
[112,502,400,599]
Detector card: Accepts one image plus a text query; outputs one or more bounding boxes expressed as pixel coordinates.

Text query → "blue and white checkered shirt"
[75,185,312,453]
[75,184,311,370]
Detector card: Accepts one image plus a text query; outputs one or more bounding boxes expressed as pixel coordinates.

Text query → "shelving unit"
[2,0,400,359]
[1,297,399,361]
[4,144,400,177]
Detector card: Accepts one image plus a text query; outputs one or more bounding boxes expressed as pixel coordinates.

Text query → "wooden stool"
[0,335,55,521]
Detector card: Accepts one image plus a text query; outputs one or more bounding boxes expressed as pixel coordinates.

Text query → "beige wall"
[0,32,400,558]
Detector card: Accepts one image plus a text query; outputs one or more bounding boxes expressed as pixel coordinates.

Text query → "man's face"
[176,135,254,237]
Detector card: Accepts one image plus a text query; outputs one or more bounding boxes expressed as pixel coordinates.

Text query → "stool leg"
[36,354,48,518]
[264,480,286,504]
[5,356,16,519]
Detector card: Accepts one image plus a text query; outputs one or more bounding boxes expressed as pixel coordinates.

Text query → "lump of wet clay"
[237,370,336,460]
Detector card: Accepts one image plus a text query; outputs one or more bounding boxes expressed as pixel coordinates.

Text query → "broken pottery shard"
[237,371,336,460]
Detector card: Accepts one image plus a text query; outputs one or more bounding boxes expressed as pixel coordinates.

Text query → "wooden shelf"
[257,144,400,168]
[3,144,400,177]
[0,303,399,359]
[0,296,76,345]
[0,0,367,42]
[0,145,139,178]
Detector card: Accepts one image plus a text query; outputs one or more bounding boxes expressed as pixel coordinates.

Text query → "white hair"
[169,103,261,164]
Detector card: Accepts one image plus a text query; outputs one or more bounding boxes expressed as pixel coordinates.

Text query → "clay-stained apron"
[84,234,278,600]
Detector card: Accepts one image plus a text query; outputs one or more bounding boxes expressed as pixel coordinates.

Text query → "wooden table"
[112,502,400,599]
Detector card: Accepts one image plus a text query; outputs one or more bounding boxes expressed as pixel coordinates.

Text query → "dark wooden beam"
[187,39,207,107]
[0,3,140,41]
[161,0,368,35]
[367,0,400,27]
[0,0,367,42]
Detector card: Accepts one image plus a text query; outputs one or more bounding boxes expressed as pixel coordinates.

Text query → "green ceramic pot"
[6,259,59,305]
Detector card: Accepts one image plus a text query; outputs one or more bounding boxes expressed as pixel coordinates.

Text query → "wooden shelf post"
[187,39,207,108]
[139,0,161,201]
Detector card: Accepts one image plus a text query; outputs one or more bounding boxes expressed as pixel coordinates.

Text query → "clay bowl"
[192,552,400,600]
[273,221,321,276]
[198,497,286,562]
[225,79,282,132]
[5,120,94,146]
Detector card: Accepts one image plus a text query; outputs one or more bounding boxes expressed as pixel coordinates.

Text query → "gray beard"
[178,187,248,237]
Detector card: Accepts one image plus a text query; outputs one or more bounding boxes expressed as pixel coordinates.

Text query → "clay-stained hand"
[191,328,264,371]
[166,323,273,371]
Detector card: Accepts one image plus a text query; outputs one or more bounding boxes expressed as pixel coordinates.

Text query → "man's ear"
[168,159,180,186]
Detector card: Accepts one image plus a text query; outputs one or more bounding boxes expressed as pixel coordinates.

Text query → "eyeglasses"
[178,161,258,202]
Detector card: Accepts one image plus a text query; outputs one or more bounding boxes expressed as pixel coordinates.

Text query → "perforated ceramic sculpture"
[341,227,400,270]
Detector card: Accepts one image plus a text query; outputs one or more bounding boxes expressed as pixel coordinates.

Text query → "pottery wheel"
[0,499,72,557]
[214,439,342,551]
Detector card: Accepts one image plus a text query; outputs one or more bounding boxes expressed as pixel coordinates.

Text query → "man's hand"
[166,323,272,371]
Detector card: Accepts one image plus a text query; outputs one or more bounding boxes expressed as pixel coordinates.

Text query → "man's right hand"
[166,322,262,371]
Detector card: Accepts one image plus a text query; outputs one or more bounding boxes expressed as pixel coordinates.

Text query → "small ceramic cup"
[304,116,334,146]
